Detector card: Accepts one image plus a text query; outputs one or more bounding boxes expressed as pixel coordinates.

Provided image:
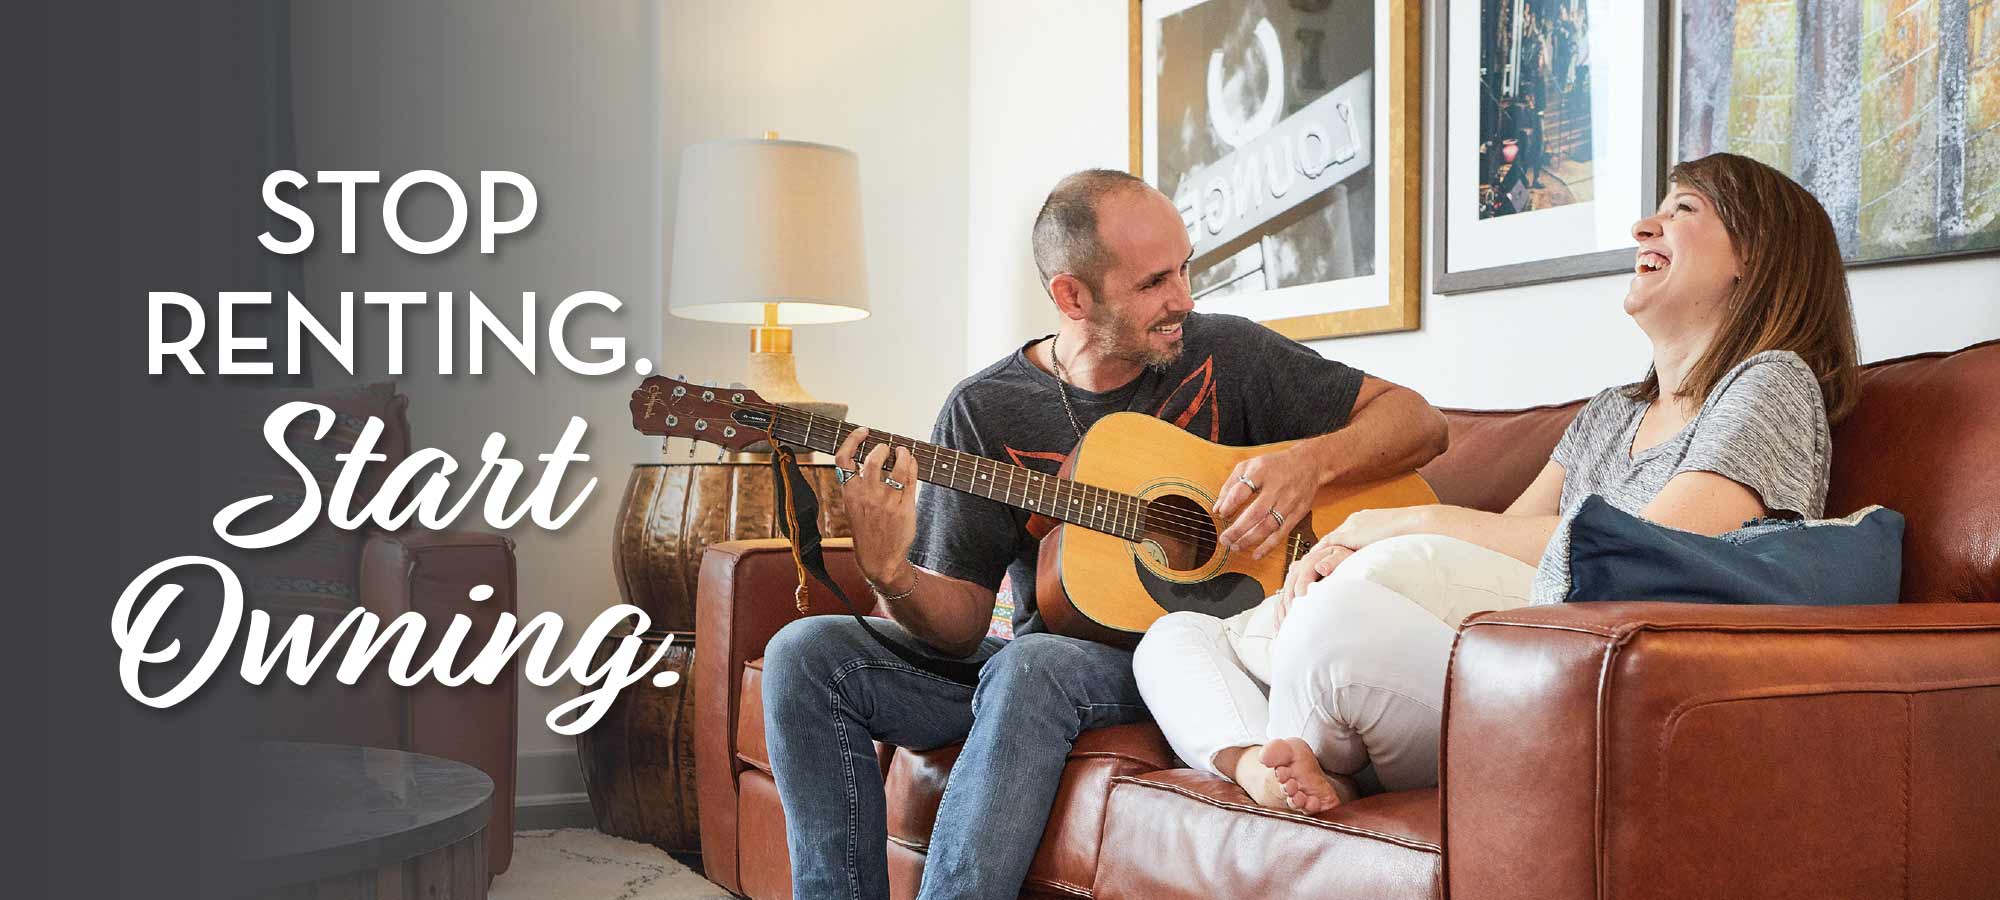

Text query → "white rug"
[491,829,736,900]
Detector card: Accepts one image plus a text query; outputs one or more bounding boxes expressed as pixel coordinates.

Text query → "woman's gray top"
[1531,350,1832,603]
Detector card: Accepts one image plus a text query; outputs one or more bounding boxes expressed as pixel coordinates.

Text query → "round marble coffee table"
[238,741,494,898]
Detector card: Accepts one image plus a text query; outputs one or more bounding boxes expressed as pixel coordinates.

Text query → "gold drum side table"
[610,460,850,632]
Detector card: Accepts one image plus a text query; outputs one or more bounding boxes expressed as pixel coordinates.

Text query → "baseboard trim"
[515,792,598,830]
[516,748,594,830]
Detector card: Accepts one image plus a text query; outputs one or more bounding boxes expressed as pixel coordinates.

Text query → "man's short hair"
[1031,169,1152,297]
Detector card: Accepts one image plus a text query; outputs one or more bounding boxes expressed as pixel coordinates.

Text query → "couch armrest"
[361,528,519,875]
[693,537,876,893]
[1442,601,2000,900]
[361,527,516,613]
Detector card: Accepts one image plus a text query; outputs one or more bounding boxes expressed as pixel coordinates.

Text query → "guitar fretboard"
[764,405,1148,542]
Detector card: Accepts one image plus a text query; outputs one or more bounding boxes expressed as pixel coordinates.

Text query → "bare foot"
[1220,745,1291,811]
[1258,738,1358,814]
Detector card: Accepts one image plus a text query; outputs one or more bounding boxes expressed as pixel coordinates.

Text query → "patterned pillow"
[231,382,411,611]
[988,575,1018,640]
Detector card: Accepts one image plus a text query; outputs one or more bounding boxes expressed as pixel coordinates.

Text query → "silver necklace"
[1048,333,1086,439]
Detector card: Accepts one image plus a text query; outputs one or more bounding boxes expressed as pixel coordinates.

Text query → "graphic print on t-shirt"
[1151,354,1220,440]
[1000,354,1225,478]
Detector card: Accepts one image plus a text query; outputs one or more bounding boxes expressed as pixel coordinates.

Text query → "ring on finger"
[1270,509,1285,527]
[883,476,906,491]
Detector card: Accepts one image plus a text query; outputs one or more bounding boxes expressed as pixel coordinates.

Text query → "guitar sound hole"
[1138,493,1219,571]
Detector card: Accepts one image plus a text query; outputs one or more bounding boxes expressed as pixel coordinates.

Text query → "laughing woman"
[1133,153,1862,813]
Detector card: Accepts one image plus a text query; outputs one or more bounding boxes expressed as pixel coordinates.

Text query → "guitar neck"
[763,405,1146,541]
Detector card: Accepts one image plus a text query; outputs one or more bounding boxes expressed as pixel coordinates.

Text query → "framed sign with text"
[1131,0,1423,340]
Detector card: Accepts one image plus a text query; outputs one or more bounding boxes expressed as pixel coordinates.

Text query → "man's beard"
[1085,303,1185,371]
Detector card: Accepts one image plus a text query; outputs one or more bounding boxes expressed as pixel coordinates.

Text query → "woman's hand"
[1271,505,1434,629]
[1320,506,1428,551]
[1274,543,1353,631]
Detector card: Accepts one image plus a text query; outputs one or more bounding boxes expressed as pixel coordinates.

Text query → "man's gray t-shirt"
[1531,350,1832,603]
[910,312,1366,636]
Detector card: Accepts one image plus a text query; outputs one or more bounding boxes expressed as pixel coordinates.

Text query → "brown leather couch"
[694,340,1999,899]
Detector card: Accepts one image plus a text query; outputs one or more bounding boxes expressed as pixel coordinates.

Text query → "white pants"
[1132,534,1537,792]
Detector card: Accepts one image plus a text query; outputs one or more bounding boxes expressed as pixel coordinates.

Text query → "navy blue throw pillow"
[1565,494,1904,605]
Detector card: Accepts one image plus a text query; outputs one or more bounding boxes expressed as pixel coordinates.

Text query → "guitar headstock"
[628,376,776,451]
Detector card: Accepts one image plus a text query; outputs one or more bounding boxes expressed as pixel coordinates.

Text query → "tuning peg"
[729,382,747,390]
[675,373,686,381]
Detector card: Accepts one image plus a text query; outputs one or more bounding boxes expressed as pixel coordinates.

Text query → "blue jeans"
[761,615,1150,900]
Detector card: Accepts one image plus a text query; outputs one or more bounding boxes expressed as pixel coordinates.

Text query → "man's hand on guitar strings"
[834,427,921,591]
[1214,446,1318,560]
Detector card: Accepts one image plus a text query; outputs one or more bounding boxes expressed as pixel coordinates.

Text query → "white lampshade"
[667,137,870,324]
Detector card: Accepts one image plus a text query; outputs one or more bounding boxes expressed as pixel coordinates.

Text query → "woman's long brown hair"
[1624,153,1861,422]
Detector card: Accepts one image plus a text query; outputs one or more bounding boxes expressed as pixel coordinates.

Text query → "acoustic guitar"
[628,376,1437,647]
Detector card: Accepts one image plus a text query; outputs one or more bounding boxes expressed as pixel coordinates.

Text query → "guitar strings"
[671,405,1275,547]
[752,407,1245,542]
[740,403,1280,544]
[694,399,1253,545]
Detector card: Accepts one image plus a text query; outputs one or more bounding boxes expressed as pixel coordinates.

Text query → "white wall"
[965,2,2000,410]
[967,0,1131,359]
[659,0,972,440]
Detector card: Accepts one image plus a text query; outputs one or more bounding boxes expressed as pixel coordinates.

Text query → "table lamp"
[667,133,869,425]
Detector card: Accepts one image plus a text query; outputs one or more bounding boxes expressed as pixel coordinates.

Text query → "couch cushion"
[1565,496,1903,605]
[1095,771,1441,900]
[1422,401,1582,514]
[738,658,771,772]
[735,769,793,900]
[1826,340,1998,602]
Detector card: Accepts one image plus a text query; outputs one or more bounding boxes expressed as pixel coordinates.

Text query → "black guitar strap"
[769,446,985,686]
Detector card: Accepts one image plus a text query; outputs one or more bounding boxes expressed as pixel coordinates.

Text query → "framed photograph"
[1130,0,1422,341]
[1431,0,1670,294]
[1677,0,2000,266]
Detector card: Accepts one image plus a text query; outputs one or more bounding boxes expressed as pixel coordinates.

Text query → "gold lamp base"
[746,325,812,403]
[726,307,847,461]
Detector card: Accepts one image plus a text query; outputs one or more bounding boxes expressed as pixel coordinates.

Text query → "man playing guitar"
[760,169,1448,900]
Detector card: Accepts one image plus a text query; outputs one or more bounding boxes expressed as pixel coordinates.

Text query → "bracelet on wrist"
[866,567,919,602]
